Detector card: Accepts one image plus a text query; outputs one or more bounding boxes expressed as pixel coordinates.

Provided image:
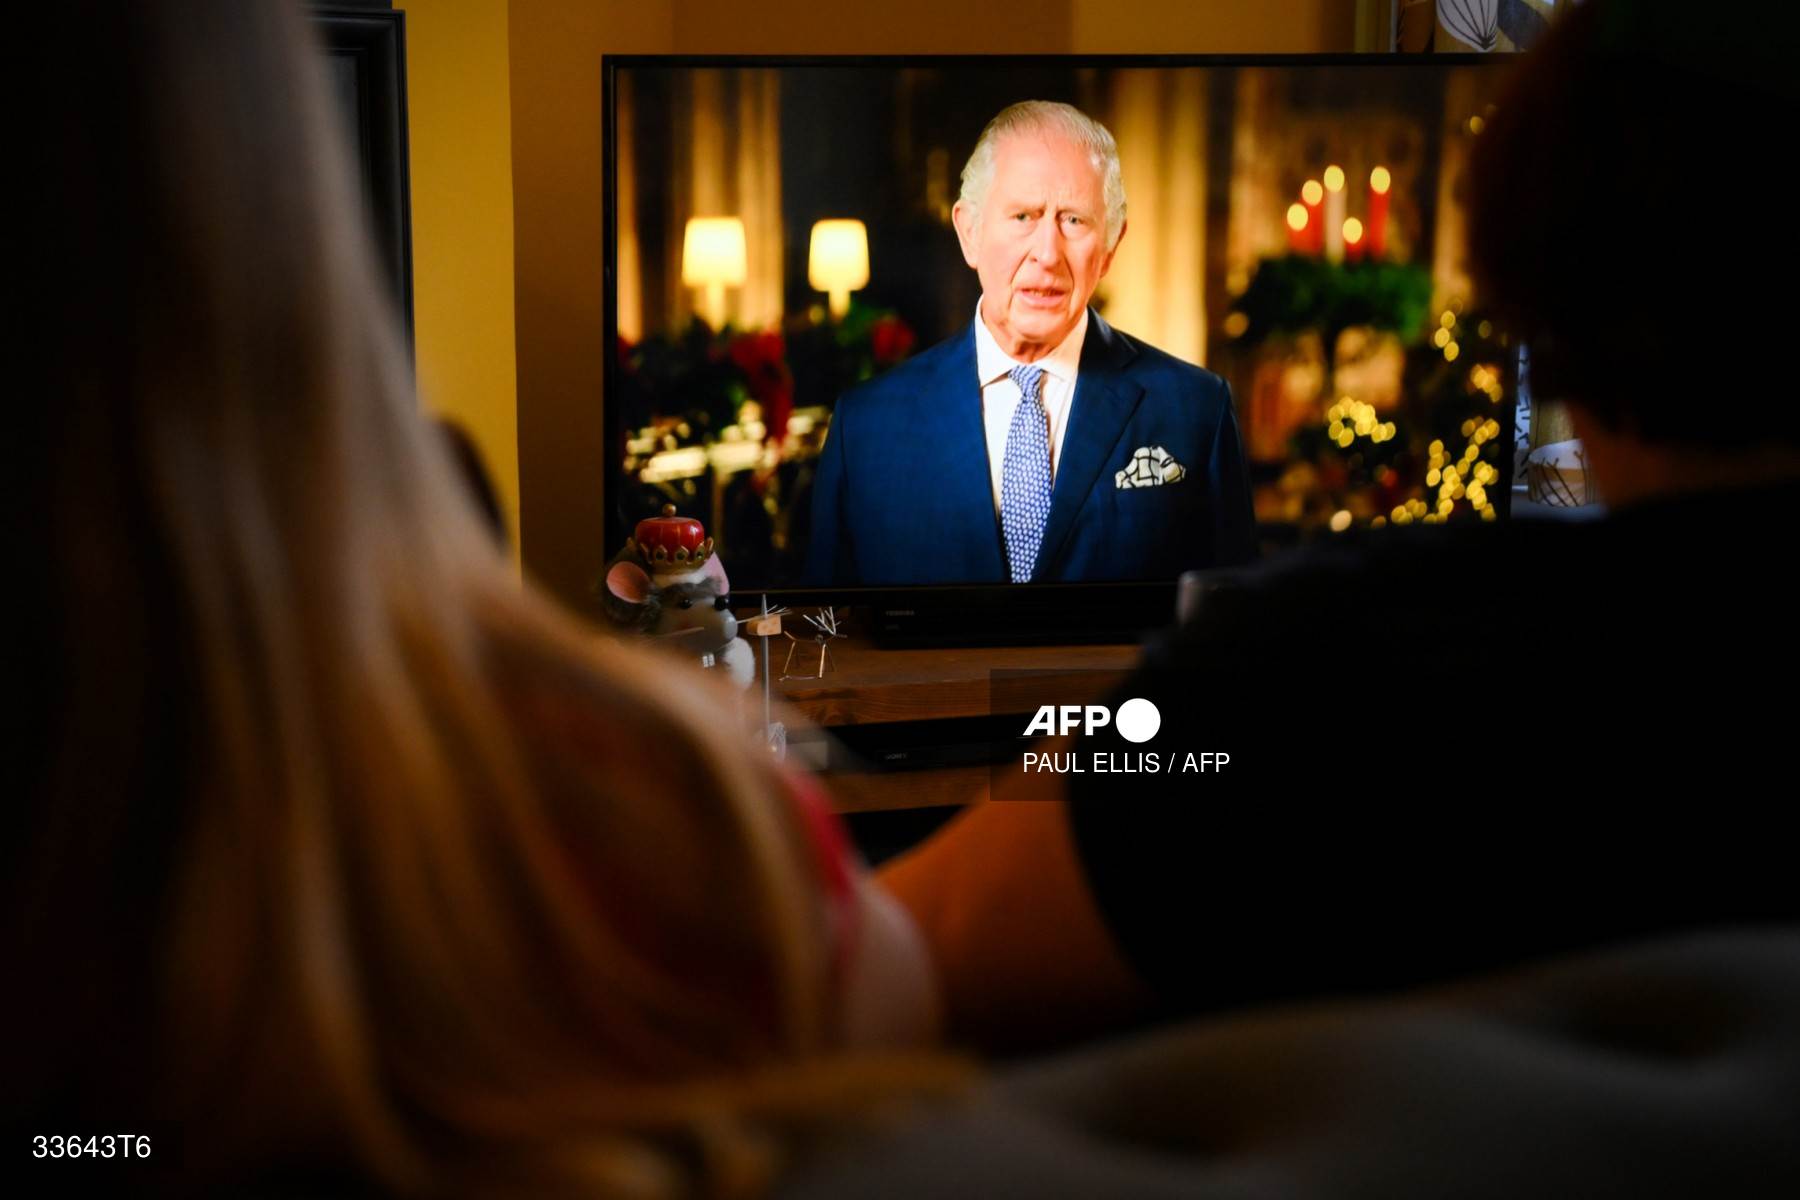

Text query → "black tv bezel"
[602,52,1516,622]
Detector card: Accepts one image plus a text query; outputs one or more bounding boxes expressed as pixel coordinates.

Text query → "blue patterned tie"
[1000,364,1053,583]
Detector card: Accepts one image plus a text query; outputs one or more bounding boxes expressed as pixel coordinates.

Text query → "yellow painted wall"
[1073,0,1357,53]
[509,1,673,606]
[497,0,1358,607]
[394,0,522,550]
[671,0,1070,53]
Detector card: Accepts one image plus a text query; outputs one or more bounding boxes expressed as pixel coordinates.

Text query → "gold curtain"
[665,69,784,333]
[1099,68,1207,368]
[615,72,643,342]
[1429,67,1484,310]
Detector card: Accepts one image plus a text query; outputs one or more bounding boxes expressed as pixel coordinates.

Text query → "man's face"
[953,131,1123,361]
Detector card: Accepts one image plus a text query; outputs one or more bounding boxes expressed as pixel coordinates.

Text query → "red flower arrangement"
[870,314,916,367]
[727,330,795,445]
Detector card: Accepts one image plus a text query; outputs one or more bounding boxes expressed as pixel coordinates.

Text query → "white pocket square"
[1115,445,1187,488]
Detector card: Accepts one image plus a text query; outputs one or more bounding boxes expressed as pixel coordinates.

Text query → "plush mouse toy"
[601,505,755,689]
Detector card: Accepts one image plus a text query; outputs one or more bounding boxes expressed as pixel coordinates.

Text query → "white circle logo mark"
[1115,698,1161,744]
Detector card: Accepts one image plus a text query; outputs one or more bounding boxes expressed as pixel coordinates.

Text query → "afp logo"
[1023,698,1161,743]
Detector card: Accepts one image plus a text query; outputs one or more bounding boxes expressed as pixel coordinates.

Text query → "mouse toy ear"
[606,560,653,604]
[700,554,731,597]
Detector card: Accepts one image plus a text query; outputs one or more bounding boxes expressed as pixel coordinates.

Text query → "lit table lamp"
[682,217,747,330]
[808,219,869,319]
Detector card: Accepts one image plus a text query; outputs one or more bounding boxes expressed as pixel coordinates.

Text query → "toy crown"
[628,504,716,572]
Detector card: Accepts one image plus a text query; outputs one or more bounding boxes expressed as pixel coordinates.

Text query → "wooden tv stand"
[765,621,1142,812]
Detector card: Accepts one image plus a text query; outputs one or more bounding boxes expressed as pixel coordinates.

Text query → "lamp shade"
[682,217,747,287]
[808,220,870,292]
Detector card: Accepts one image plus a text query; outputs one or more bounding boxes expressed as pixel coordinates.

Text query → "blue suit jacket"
[804,310,1256,586]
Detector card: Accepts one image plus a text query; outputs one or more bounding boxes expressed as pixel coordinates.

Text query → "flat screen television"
[604,55,1517,642]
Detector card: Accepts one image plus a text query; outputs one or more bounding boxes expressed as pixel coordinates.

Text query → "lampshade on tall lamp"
[808,219,869,319]
[682,217,747,330]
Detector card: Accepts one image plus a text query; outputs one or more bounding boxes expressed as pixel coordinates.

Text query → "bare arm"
[877,765,1153,1053]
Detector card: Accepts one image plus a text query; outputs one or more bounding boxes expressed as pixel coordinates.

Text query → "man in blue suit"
[806,100,1255,587]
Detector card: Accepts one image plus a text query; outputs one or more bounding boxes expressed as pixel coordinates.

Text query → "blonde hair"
[958,100,1127,249]
[10,3,959,1193]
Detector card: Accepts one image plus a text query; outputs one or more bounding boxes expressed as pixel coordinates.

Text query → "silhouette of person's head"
[1468,0,1800,501]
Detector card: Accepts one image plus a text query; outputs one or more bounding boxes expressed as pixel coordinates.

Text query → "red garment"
[781,766,860,981]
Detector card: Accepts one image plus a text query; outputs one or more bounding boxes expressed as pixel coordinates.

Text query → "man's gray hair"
[959,100,1127,250]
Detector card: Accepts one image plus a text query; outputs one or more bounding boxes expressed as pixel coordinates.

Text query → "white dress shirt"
[973,301,1088,516]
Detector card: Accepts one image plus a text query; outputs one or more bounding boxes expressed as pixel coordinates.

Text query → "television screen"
[607,57,1515,593]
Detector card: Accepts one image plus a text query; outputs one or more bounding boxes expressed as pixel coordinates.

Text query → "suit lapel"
[1033,311,1142,581]
[926,323,1007,579]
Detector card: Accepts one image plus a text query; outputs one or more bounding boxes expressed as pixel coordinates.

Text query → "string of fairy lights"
[1255,97,1509,536]
[1367,306,1509,529]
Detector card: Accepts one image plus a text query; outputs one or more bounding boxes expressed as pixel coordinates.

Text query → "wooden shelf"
[771,631,1139,727]
[747,616,1143,810]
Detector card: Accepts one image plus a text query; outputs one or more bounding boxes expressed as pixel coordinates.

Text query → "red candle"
[1344,217,1366,263]
[1301,179,1325,256]
[1286,203,1310,253]
[1367,166,1391,258]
